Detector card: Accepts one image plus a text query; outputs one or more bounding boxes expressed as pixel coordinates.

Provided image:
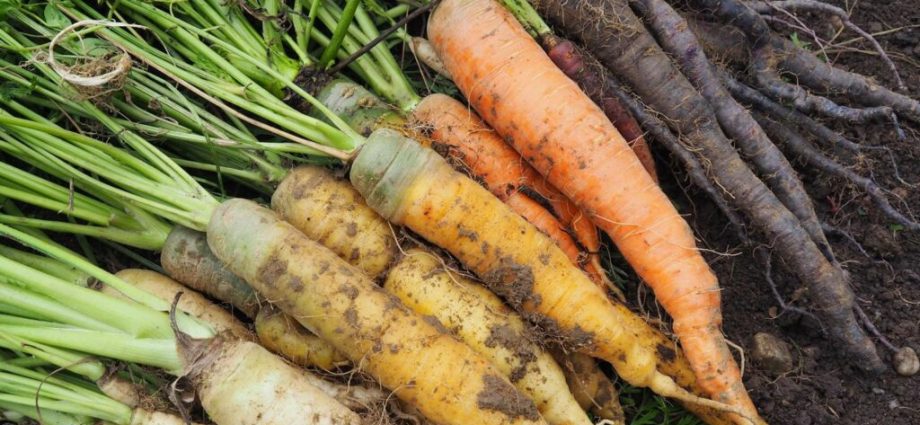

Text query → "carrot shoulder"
[427,0,757,419]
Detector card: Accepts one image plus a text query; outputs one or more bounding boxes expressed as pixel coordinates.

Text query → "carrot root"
[350,130,755,423]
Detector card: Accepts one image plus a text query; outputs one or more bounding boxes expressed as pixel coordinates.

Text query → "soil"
[626,1,920,423]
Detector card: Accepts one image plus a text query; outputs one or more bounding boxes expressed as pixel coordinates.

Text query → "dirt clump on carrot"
[550,349,624,423]
[478,374,543,421]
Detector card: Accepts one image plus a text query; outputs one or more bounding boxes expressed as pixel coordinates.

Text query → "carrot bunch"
[423,0,761,422]
[0,0,778,423]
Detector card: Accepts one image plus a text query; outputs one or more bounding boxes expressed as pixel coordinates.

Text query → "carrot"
[385,248,593,425]
[350,131,758,424]
[161,226,260,319]
[193,337,365,425]
[409,35,655,182]
[272,165,398,279]
[208,198,546,425]
[315,79,409,138]
[412,93,617,297]
[538,35,657,183]
[426,0,759,421]
[103,267,383,418]
[254,306,349,370]
[316,79,614,294]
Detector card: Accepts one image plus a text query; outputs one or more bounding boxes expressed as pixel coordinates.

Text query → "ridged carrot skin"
[427,0,758,420]
[350,131,756,423]
[412,93,612,291]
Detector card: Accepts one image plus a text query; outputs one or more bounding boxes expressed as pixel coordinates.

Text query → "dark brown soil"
[632,1,920,423]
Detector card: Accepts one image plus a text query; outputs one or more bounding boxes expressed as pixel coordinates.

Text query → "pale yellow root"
[272,165,398,279]
[191,338,363,425]
[550,350,624,425]
[385,249,591,425]
[255,306,349,370]
[208,199,547,425]
[108,269,253,340]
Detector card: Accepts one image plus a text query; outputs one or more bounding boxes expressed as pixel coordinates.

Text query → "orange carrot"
[427,0,756,419]
[412,94,615,295]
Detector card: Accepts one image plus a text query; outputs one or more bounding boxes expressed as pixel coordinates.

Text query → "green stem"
[0,332,106,380]
[0,325,182,373]
[0,215,167,250]
[498,0,552,38]
[318,0,361,68]
[383,4,410,19]
[0,282,115,332]
[0,246,90,287]
[0,224,213,339]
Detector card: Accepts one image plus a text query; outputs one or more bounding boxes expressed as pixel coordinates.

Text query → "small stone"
[872,387,886,395]
[752,332,795,376]
[889,399,901,410]
[893,347,919,376]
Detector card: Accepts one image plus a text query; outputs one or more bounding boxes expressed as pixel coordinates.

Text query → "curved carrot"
[412,94,616,295]
[350,131,759,424]
[427,0,758,420]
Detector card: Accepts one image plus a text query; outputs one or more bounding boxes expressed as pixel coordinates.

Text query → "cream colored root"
[192,339,362,425]
[410,37,452,78]
[109,269,253,340]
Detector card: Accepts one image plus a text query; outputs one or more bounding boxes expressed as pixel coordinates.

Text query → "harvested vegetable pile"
[0,0,917,424]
